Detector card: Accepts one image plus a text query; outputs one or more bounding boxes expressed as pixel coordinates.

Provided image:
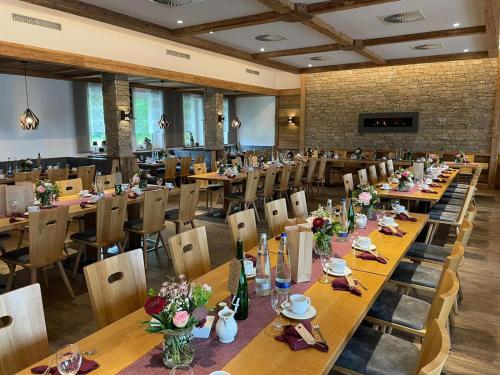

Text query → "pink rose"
[173,311,189,328]
[402,171,410,177]
[37,185,45,193]
[358,192,372,205]
[131,176,141,185]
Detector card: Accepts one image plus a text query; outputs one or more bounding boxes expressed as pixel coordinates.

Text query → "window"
[183,94,204,146]
[223,97,229,144]
[132,88,164,149]
[87,83,105,146]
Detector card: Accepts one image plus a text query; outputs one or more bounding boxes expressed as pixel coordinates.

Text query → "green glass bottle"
[233,239,249,320]
[347,189,356,233]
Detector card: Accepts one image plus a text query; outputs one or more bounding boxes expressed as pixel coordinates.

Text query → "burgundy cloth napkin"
[79,201,96,209]
[31,358,99,374]
[331,277,362,296]
[433,178,446,183]
[9,214,25,223]
[356,252,388,264]
[275,320,329,352]
[244,253,257,266]
[395,213,417,222]
[428,183,441,188]
[438,174,449,179]
[379,226,405,237]
[420,188,438,194]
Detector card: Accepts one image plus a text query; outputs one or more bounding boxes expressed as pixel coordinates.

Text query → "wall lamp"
[288,116,296,126]
[217,114,225,124]
[120,110,133,121]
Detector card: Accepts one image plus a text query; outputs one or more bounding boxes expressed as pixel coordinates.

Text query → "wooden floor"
[1,186,499,374]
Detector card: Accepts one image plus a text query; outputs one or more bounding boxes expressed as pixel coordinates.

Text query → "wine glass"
[56,344,82,375]
[314,244,332,284]
[270,289,288,330]
[169,365,194,375]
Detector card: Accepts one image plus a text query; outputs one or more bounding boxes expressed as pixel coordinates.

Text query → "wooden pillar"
[489,56,500,188]
[299,74,306,152]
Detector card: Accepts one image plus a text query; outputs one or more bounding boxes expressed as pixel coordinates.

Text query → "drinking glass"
[56,344,82,375]
[391,199,400,212]
[169,365,195,375]
[270,289,288,330]
[156,177,164,187]
[314,245,332,284]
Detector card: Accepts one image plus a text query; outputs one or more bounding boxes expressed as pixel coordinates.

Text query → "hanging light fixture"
[158,80,171,129]
[19,62,39,130]
[231,116,242,129]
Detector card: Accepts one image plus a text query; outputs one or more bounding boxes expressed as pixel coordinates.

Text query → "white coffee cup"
[382,216,396,226]
[393,205,405,214]
[243,259,254,275]
[0,174,5,180]
[89,195,99,203]
[355,236,372,250]
[381,183,390,190]
[289,294,311,316]
[166,182,174,189]
[331,258,346,275]
[27,206,40,213]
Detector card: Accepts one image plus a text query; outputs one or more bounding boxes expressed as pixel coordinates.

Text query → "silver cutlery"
[313,324,328,345]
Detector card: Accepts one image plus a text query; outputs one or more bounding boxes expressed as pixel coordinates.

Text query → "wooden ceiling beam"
[485,0,500,58]
[306,0,399,14]
[254,43,341,59]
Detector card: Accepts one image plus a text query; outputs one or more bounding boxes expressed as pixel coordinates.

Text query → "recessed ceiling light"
[209,30,214,34]
[177,19,184,24]
[308,64,312,67]
[259,47,265,52]
[453,22,460,27]
[464,49,469,52]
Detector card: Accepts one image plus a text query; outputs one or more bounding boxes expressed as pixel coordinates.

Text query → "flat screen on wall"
[358,112,419,133]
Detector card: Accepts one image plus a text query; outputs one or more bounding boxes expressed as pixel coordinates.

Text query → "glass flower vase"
[361,205,375,220]
[38,195,52,208]
[162,329,195,368]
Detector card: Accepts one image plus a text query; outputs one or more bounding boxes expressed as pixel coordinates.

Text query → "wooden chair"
[84,248,146,328]
[258,166,278,209]
[358,169,368,185]
[379,162,388,181]
[290,162,305,192]
[368,164,378,184]
[273,164,292,199]
[164,157,178,186]
[330,150,348,183]
[77,165,95,190]
[194,155,205,164]
[71,195,128,277]
[290,190,308,219]
[56,178,83,197]
[313,157,327,196]
[0,284,49,374]
[302,158,318,199]
[123,189,169,269]
[179,156,192,183]
[111,158,120,174]
[193,162,222,212]
[265,198,288,237]
[168,226,211,280]
[95,174,115,192]
[387,159,395,176]
[165,182,200,233]
[14,169,40,183]
[224,171,260,223]
[343,173,354,196]
[227,208,258,252]
[0,206,75,298]
[47,167,69,183]
[459,154,475,180]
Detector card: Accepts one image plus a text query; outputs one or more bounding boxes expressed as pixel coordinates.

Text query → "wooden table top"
[18,216,425,375]
[323,158,412,166]
[377,168,459,203]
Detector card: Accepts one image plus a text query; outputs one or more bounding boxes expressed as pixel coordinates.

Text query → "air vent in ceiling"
[379,10,425,24]
[413,43,444,50]
[254,33,288,42]
[150,0,204,7]
[12,13,61,31]
[245,68,260,76]
[310,56,332,61]
[166,49,191,60]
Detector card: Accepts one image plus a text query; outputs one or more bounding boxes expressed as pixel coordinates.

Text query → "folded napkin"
[356,252,387,264]
[331,277,362,296]
[395,212,417,222]
[9,214,25,223]
[379,226,405,237]
[420,188,437,194]
[438,174,449,179]
[433,178,446,183]
[31,358,99,374]
[428,183,441,188]
[244,253,257,266]
[79,201,96,209]
[275,320,329,352]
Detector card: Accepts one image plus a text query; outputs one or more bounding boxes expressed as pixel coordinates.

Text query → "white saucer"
[352,242,376,252]
[323,266,352,277]
[246,268,256,279]
[80,193,92,198]
[379,221,399,228]
[380,186,391,190]
[281,304,317,320]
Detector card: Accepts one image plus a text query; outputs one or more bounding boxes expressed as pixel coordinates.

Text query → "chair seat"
[406,242,450,263]
[164,209,179,221]
[432,204,462,213]
[124,218,143,231]
[70,229,97,243]
[442,192,466,199]
[390,262,441,289]
[449,182,468,189]
[203,183,223,191]
[367,289,430,330]
[1,246,30,264]
[429,210,460,223]
[224,192,244,200]
[448,186,467,193]
[438,197,464,206]
[335,325,419,375]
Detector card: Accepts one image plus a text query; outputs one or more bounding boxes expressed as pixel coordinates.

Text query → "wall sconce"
[120,110,133,121]
[217,114,225,124]
[231,117,242,129]
[288,116,296,126]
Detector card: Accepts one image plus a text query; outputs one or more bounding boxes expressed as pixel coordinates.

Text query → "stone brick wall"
[304,58,497,154]
[204,89,224,149]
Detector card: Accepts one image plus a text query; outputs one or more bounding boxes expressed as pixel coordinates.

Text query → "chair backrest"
[316,157,327,181]
[465,205,477,223]
[178,182,200,223]
[358,169,368,185]
[278,164,292,191]
[336,150,348,159]
[180,156,192,177]
[262,166,278,198]
[168,226,211,280]
[142,189,169,233]
[95,195,128,245]
[14,170,40,183]
[111,158,120,174]
[456,218,473,247]
[426,269,460,330]
[164,158,178,180]
[386,159,394,176]
[363,151,374,159]
[244,171,260,202]
[443,241,465,274]
[368,165,378,184]
[290,190,308,219]
[459,154,475,175]
[193,162,208,188]
[228,208,258,251]
[378,162,388,181]
[305,158,318,183]
[96,174,115,191]
[292,162,305,188]
[470,165,482,186]
[194,155,205,163]
[84,248,146,328]
[343,173,354,196]
[77,165,96,190]
[56,178,83,197]
[415,320,450,375]
[0,284,48,374]
[28,206,69,267]
[231,157,242,166]
[265,198,288,237]
[47,167,69,183]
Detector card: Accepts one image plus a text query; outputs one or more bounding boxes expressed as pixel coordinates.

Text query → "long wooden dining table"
[17,211,429,375]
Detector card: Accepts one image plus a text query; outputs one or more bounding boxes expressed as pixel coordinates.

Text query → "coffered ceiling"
[19,0,497,73]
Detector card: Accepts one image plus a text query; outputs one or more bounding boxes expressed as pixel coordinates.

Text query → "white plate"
[352,242,376,252]
[281,304,317,320]
[323,266,352,277]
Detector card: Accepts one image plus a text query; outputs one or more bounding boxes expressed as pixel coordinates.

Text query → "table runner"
[119,220,380,375]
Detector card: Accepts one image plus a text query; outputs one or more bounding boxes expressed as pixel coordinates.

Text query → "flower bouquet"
[217,159,226,175]
[311,217,334,283]
[352,184,379,219]
[395,168,414,191]
[454,150,468,164]
[20,158,33,172]
[144,275,212,368]
[131,170,148,190]
[35,180,60,207]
